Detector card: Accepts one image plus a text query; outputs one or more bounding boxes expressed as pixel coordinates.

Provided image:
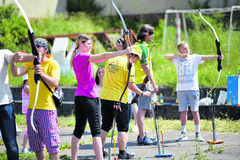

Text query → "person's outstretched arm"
[89,46,132,63]
[164,54,188,61]
[201,54,223,60]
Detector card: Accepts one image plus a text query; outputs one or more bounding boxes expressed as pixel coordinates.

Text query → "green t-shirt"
[134,41,152,84]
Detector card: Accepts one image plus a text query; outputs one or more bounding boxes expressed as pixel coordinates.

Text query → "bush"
[0,4,28,52]
[67,0,105,15]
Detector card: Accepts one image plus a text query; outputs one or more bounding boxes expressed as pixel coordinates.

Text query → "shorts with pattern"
[27,109,60,153]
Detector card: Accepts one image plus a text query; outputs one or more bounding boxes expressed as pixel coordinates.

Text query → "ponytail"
[70,34,91,68]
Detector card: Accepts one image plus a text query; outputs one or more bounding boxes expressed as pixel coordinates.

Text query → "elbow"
[127,82,134,90]
[54,79,60,88]
[11,72,18,77]
[164,56,171,61]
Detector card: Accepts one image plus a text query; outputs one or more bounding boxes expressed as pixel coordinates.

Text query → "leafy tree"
[188,0,210,9]
[67,0,105,15]
[0,4,28,51]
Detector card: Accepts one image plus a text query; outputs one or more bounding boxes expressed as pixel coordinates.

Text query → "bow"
[199,10,222,91]
[108,1,132,159]
[110,0,133,107]
[14,0,40,132]
[111,0,131,46]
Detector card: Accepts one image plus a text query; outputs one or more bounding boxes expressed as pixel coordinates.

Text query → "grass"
[15,114,240,133]
[7,13,240,91]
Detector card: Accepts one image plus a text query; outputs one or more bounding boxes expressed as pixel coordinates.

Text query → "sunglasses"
[36,44,47,48]
[130,53,139,57]
[98,71,104,74]
[149,30,154,35]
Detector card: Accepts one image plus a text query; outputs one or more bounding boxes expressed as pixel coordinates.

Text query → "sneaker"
[21,149,28,153]
[137,136,154,145]
[118,152,134,159]
[196,132,205,142]
[132,125,138,133]
[102,149,108,159]
[126,150,135,156]
[176,132,188,142]
[145,132,155,140]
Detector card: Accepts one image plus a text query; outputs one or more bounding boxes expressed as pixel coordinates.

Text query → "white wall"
[1,0,67,18]
[1,0,239,18]
[96,0,240,16]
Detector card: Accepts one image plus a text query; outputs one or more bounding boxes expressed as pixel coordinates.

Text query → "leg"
[118,132,128,150]
[85,97,103,159]
[71,135,80,160]
[192,111,204,141]
[177,91,189,133]
[35,150,45,160]
[192,111,200,125]
[137,109,147,139]
[49,152,59,160]
[93,136,103,160]
[176,91,189,142]
[22,113,28,151]
[101,129,108,146]
[22,134,28,151]
[71,96,88,160]
[180,111,188,127]
[132,103,138,127]
[36,110,60,159]
[0,103,19,160]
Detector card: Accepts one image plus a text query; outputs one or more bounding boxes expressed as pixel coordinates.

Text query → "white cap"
[23,74,28,81]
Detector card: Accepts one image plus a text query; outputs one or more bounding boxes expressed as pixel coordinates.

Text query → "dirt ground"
[1,125,239,160]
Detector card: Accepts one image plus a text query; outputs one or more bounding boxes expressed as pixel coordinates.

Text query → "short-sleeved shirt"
[100,55,135,104]
[23,55,60,110]
[172,54,204,91]
[73,53,99,98]
[134,41,152,84]
[0,49,14,105]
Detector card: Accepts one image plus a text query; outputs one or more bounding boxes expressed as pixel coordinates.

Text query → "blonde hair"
[70,34,91,68]
[177,41,188,50]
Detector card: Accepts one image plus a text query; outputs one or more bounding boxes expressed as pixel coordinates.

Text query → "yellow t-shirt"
[100,55,135,104]
[134,41,153,84]
[23,55,60,110]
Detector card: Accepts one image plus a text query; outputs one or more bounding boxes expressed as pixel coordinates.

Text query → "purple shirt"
[73,53,99,98]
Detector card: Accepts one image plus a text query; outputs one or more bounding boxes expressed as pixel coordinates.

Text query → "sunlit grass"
[16,114,240,133]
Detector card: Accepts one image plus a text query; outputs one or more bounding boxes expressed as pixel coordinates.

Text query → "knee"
[73,129,84,139]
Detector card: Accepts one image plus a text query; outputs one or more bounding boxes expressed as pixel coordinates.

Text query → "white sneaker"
[132,125,138,133]
[196,132,205,142]
[176,132,188,142]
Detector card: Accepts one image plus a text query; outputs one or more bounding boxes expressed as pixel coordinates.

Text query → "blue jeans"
[0,103,19,160]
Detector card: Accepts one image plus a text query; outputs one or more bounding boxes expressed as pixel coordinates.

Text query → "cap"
[23,74,28,81]
[131,45,142,59]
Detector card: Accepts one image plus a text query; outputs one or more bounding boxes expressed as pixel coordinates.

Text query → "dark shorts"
[101,99,131,132]
[73,96,101,139]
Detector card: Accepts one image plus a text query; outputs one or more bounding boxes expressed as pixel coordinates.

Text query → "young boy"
[165,41,223,142]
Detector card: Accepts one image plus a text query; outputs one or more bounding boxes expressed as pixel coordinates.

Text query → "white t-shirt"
[0,49,14,105]
[172,54,204,91]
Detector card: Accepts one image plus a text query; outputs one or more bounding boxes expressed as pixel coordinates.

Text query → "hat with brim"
[131,45,142,59]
